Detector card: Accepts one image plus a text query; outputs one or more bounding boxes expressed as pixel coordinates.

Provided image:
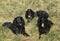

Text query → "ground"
[0,0,60,41]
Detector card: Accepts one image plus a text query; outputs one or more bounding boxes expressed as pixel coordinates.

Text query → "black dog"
[13,16,30,36]
[36,10,53,39]
[36,10,49,18]
[25,9,35,22]
[2,16,30,36]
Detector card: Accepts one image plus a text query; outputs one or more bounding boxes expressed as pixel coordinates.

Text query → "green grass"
[0,0,60,41]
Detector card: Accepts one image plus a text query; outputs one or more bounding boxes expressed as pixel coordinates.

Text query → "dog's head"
[13,16,25,27]
[25,9,35,22]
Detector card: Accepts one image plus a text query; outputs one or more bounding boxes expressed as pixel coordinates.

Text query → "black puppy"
[13,16,30,36]
[36,10,49,18]
[37,10,53,39]
[25,9,35,22]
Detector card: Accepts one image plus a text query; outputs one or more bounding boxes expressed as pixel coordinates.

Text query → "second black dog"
[36,10,49,19]
[25,9,35,22]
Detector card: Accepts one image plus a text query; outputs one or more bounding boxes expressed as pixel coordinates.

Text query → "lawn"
[0,0,60,41]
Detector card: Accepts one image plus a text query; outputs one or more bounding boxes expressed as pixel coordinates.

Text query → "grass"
[0,0,60,41]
